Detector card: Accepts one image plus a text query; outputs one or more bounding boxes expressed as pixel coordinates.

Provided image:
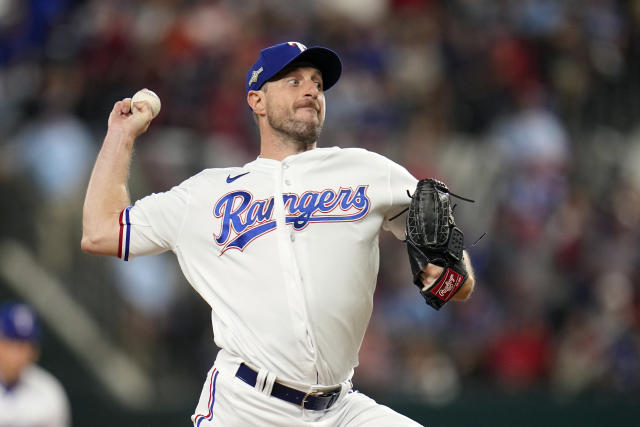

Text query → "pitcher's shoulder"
[187,166,245,183]
[323,146,393,162]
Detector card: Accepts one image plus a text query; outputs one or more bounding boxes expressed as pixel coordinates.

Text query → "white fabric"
[0,365,71,427]
[121,146,417,386]
[192,349,423,426]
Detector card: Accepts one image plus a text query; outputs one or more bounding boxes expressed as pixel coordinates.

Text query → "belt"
[235,363,341,411]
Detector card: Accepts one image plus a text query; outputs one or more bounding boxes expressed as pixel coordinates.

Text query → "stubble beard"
[267,108,323,147]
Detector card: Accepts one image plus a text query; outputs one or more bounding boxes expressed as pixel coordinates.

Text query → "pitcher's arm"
[81,99,153,255]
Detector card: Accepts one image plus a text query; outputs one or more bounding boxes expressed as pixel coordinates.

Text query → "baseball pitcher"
[82,42,475,426]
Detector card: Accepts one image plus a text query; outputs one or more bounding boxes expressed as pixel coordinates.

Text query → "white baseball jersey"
[118,147,417,386]
[0,365,71,427]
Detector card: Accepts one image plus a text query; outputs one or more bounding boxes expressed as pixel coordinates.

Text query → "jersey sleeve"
[118,181,191,261]
[382,159,418,240]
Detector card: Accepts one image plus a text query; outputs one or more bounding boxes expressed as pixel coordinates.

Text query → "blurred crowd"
[1,0,640,410]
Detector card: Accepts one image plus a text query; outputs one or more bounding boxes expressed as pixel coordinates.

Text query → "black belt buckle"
[301,389,340,411]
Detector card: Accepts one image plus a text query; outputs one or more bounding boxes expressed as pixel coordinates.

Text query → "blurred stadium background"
[1,0,640,425]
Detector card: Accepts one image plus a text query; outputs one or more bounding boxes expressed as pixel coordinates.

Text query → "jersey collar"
[246,147,340,169]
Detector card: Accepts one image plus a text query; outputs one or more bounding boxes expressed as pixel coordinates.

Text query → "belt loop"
[262,371,277,397]
[337,378,352,401]
[256,368,277,397]
[255,368,268,393]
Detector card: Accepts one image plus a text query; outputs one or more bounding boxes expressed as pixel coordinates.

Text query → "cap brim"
[294,47,342,91]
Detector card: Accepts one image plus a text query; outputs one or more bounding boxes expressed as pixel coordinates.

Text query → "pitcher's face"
[263,66,326,145]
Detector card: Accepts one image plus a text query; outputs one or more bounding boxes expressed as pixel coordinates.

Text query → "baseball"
[130,88,161,118]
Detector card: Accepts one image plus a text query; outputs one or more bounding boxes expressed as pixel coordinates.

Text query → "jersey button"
[284,179,291,185]
[283,163,289,169]
[290,234,295,242]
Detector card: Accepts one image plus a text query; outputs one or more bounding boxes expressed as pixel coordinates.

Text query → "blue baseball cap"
[0,302,40,342]
[246,41,342,96]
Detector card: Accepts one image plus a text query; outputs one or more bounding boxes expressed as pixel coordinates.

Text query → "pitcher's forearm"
[452,250,475,301]
[81,128,135,255]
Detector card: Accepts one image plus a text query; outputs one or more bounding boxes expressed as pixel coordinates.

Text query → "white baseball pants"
[191,351,423,427]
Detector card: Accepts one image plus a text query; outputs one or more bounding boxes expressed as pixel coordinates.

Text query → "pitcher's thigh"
[333,391,424,427]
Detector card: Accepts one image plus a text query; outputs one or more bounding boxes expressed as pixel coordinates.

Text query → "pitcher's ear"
[247,90,265,115]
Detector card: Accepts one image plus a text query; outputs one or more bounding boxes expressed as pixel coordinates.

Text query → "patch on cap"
[248,66,263,87]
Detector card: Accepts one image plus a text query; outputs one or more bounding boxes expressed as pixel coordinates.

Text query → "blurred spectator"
[110,253,179,320]
[0,302,70,427]
[399,335,462,405]
[486,310,551,390]
[490,85,569,244]
[3,63,95,273]
[551,309,606,396]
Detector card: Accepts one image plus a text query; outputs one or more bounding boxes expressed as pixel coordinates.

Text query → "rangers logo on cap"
[287,42,307,52]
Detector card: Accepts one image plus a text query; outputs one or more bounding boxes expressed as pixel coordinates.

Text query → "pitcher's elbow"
[81,234,98,254]
[81,231,113,255]
[81,214,120,256]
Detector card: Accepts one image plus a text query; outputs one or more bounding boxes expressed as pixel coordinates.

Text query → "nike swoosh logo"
[226,172,250,183]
